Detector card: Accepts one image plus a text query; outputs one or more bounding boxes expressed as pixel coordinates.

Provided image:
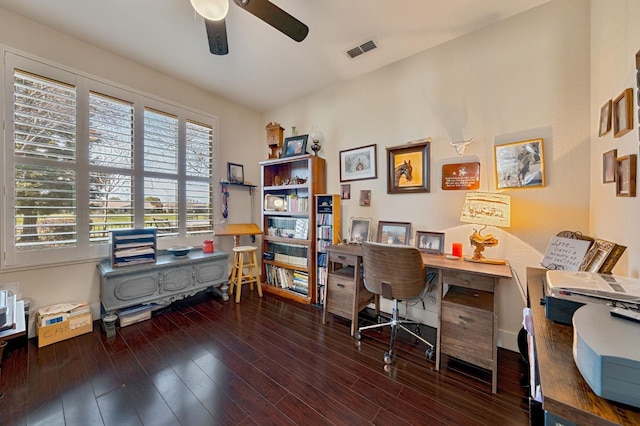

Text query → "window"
[3,52,216,268]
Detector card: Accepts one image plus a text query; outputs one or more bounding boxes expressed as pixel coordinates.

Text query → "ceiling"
[0,0,551,112]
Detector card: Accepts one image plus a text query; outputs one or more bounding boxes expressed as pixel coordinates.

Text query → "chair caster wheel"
[426,348,434,360]
[384,352,393,365]
[414,325,421,336]
[354,331,362,340]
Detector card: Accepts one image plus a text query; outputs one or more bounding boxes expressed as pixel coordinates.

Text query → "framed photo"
[613,88,633,138]
[603,149,617,183]
[339,144,377,182]
[359,190,371,206]
[415,231,445,255]
[598,99,612,137]
[579,239,615,272]
[347,217,372,244]
[264,194,288,211]
[615,154,637,197]
[494,138,545,189]
[227,162,244,184]
[386,139,430,194]
[376,221,411,245]
[340,184,351,200]
[282,135,308,158]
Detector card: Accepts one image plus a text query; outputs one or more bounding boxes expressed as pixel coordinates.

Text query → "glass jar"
[203,239,214,253]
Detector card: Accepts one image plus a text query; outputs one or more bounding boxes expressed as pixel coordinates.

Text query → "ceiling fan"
[190,0,309,55]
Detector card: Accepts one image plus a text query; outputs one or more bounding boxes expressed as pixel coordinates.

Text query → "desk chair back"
[362,242,426,300]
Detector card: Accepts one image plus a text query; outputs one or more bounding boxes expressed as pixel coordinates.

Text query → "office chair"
[355,242,434,365]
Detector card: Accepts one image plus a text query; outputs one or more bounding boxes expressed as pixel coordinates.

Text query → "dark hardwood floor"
[0,290,530,425]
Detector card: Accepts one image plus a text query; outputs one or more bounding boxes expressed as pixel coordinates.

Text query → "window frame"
[2,51,217,269]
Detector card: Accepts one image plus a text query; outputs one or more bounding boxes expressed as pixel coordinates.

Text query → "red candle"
[452,242,463,258]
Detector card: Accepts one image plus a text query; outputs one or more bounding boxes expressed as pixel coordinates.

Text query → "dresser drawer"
[326,275,355,318]
[441,299,494,361]
[443,270,495,293]
[328,251,358,267]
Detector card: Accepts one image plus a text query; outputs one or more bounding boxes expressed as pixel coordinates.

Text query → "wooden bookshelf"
[260,155,326,304]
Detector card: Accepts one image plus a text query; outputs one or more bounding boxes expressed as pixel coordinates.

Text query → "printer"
[544,270,640,324]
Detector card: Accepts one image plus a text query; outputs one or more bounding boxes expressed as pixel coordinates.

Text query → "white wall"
[265,0,591,351]
[590,0,640,277]
[0,9,265,334]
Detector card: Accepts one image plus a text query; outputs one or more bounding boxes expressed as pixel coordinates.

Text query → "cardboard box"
[36,312,93,348]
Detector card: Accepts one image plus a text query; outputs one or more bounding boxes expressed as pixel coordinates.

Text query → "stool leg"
[235,251,244,303]
[253,251,262,297]
[229,252,239,296]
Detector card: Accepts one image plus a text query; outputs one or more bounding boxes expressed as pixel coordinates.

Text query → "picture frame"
[347,217,372,244]
[494,138,545,189]
[282,135,309,158]
[602,149,617,183]
[340,184,351,200]
[598,99,612,137]
[227,162,244,184]
[415,231,445,255]
[386,139,430,194]
[579,239,615,273]
[359,190,371,206]
[339,144,377,182]
[264,194,288,211]
[376,221,411,245]
[615,154,637,197]
[613,88,634,138]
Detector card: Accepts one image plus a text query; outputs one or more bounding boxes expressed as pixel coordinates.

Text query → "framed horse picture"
[386,139,431,194]
[494,138,545,189]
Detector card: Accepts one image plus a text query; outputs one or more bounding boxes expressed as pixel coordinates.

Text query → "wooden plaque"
[442,162,480,190]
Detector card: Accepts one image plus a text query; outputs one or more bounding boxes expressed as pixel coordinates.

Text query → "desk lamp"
[459,192,511,264]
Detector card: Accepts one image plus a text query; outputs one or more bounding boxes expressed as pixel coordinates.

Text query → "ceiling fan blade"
[233,0,309,42]
[205,18,229,55]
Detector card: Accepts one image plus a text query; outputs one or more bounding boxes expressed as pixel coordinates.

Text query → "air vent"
[346,39,377,59]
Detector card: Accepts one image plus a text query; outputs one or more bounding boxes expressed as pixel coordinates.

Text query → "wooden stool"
[229,246,262,303]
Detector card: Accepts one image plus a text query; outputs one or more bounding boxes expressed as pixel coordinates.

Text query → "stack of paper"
[37,302,90,327]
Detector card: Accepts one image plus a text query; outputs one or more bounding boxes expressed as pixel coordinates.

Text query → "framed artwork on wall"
[603,149,617,183]
[386,139,431,194]
[615,154,637,197]
[598,99,612,137]
[613,88,633,138]
[494,138,545,189]
[339,144,377,182]
[340,184,351,200]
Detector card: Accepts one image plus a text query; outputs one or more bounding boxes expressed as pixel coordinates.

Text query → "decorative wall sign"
[442,162,480,190]
[541,236,592,271]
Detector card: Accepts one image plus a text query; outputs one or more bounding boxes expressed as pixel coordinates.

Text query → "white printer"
[544,271,640,324]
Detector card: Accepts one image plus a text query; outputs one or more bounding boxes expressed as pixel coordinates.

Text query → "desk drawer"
[443,270,494,293]
[329,251,358,267]
[441,300,493,361]
[326,275,355,318]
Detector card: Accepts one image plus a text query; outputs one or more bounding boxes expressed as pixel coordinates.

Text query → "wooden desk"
[322,245,512,393]
[214,223,261,247]
[527,267,640,425]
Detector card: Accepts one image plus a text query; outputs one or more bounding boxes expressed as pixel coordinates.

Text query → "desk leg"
[435,269,443,371]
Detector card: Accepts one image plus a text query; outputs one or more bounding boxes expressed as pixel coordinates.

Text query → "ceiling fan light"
[191,0,229,21]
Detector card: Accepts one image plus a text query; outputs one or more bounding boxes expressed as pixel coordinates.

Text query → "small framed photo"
[339,144,377,182]
[282,135,309,158]
[415,231,445,255]
[613,88,633,138]
[603,149,617,183]
[598,99,612,137]
[359,190,371,206]
[377,221,411,245]
[347,217,372,244]
[340,184,351,200]
[494,138,545,189]
[615,154,637,197]
[386,139,430,194]
[227,162,244,184]
[579,239,615,272]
